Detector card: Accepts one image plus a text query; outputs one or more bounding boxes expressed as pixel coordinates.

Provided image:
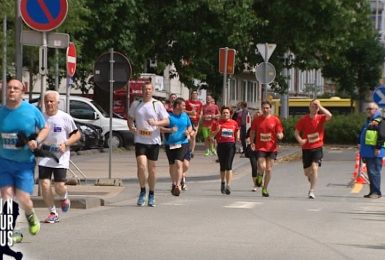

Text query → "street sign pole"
[222,47,228,106]
[264,43,268,102]
[109,48,115,179]
[66,76,70,113]
[40,31,48,112]
[2,15,7,105]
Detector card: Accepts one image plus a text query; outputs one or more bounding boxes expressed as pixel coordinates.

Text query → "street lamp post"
[280,51,295,119]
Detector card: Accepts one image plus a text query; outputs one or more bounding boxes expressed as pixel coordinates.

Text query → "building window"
[229,78,236,101]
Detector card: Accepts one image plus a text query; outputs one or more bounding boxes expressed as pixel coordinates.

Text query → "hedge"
[281,113,366,144]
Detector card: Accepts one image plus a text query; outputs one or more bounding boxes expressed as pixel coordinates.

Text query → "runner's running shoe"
[45,212,59,224]
[11,230,23,244]
[171,184,176,195]
[308,191,315,199]
[252,187,257,192]
[26,212,40,235]
[148,193,156,207]
[262,188,269,197]
[181,178,187,191]
[221,182,226,194]
[61,198,71,213]
[225,185,231,195]
[204,149,211,156]
[173,185,181,196]
[256,174,263,187]
[211,148,217,156]
[137,191,146,206]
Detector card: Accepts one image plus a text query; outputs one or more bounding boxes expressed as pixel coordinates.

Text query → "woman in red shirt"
[211,106,239,195]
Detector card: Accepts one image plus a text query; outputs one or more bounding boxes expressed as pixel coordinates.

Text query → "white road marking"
[307,208,322,212]
[224,201,262,209]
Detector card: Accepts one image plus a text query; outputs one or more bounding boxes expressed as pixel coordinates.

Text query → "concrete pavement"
[31,144,301,209]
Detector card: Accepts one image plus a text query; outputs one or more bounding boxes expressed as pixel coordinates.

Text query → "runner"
[162,98,193,196]
[185,90,203,157]
[202,95,220,156]
[294,99,332,199]
[0,79,49,235]
[249,101,284,197]
[38,90,81,223]
[164,93,177,113]
[127,82,169,207]
[211,106,239,195]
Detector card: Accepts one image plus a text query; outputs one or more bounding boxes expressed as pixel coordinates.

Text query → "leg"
[136,155,148,189]
[308,162,319,191]
[263,158,274,189]
[40,179,54,210]
[366,157,382,196]
[147,160,157,192]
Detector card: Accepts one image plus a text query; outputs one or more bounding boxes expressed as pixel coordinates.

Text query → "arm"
[294,129,307,146]
[148,117,170,127]
[375,119,385,155]
[28,123,49,151]
[127,116,137,133]
[59,129,81,153]
[249,129,256,150]
[315,100,332,121]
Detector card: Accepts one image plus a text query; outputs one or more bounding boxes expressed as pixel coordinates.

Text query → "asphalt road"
[12,148,385,260]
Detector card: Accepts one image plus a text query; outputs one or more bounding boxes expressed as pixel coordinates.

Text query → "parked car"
[71,121,105,151]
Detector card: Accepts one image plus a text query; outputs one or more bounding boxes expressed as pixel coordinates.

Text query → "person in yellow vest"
[358,102,385,199]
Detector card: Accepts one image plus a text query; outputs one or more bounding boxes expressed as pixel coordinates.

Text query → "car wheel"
[105,132,122,148]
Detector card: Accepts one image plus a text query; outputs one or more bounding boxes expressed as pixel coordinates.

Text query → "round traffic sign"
[66,42,76,77]
[372,85,385,108]
[94,52,132,91]
[255,62,276,84]
[20,0,68,32]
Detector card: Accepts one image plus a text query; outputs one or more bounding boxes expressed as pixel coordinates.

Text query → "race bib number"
[221,128,233,138]
[260,133,272,142]
[307,132,320,143]
[1,133,19,150]
[138,129,152,137]
[169,144,182,150]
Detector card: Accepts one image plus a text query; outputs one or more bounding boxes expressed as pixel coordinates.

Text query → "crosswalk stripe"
[224,201,262,209]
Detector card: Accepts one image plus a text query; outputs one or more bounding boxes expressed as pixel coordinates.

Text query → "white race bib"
[307,132,320,143]
[1,133,19,150]
[260,133,272,142]
[169,144,182,150]
[221,128,233,138]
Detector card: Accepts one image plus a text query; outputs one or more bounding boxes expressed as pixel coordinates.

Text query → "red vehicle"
[113,79,146,119]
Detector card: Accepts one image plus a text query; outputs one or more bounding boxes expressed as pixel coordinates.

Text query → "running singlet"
[251,115,283,152]
[128,98,169,145]
[0,101,46,162]
[165,112,192,145]
[202,103,220,127]
[212,119,238,143]
[39,110,78,169]
[295,114,326,150]
[185,100,203,124]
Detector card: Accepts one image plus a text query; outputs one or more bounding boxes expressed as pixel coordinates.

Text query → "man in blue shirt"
[0,79,49,235]
[162,98,193,196]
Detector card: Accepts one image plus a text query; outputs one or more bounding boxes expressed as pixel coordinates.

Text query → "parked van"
[24,94,133,148]
[58,95,133,148]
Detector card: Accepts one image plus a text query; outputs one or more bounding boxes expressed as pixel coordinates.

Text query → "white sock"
[61,192,68,200]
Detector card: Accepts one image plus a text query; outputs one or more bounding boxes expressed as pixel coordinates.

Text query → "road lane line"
[224,201,262,209]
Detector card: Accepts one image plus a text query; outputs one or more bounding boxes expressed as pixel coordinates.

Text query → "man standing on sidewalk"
[0,79,49,235]
[294,99,332,199]
[39,91,81,223]
[128,82,169,207]
[185,90,203,157]
[358,102,385,199]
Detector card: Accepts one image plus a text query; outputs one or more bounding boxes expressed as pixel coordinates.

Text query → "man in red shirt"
[202,95,220,156]
[249,101,284,197]
[185,90,203,156]
[164,93,177,113]
[294,99,332,199]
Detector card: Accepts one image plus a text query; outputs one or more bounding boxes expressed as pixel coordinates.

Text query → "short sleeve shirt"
[165,112,192,145]
[39,110,78,169]
[0,101,46,162]
[128,98,169,145]
[251,115,283,152]
[295,114,326,149]
[212,119,238,143]
[202,103,220,127]
[185,100,203,124]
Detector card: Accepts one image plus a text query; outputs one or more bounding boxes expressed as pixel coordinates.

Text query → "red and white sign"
[219,48,236,75]
[66,42,76,77]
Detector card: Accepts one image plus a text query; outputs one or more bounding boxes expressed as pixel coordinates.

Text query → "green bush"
[281,113,366,144]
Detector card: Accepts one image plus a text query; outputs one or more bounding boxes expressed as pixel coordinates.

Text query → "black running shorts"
[302,147,323,169]
[39,166,67,182]
[135,143,160,161]
[165,143,190,164]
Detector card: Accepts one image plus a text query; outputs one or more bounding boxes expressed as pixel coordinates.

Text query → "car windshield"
[91,100,109,117]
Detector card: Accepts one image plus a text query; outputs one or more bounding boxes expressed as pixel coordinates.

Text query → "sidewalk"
[31,144,300,209]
